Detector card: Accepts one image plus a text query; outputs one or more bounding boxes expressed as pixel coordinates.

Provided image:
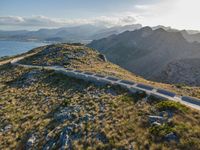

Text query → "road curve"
[7,56,200,111]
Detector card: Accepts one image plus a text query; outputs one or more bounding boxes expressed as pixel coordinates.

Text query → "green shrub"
[62,99,70,106]
[175,83,186,88]
[121,94,135,103]
[155,101,188,113]
[149,124,174,138]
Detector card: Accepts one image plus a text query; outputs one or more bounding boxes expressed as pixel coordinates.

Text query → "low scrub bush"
[155,101,188,113]
[149,124,174,140]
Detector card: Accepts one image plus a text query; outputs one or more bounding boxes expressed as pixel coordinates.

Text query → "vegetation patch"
[147,95,162,104]
[133,91,147,102]
[121,94,135,103]
[149,124,174,139]
[155,101,188,113]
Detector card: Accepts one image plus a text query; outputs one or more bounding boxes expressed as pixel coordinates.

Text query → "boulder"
[164,132,178,142]
[148,115,166,124]
[26,134,36,150]
[3,124,12,132]
[151,121,161,126]
[98,54,107,62]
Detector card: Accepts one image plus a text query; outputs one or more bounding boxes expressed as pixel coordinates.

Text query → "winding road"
[6,56,200,111]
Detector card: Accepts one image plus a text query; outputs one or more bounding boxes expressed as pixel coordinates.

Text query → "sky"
[0,0,200,30]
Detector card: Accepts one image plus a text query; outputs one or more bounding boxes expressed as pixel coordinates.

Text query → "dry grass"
[0,63,200,149]
[0,44,200,149]
[1,43,200,99]
[13,43,200,99]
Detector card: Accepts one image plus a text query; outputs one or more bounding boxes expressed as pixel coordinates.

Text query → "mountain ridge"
[0,24,142,43]
[88,27,200,86]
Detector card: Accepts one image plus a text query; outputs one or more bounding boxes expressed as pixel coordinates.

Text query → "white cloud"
[91,15,137,27]
[0,15,138,30]
[1,0,200,31]
[0,16,24,25]
[0,16,67,27]
[134,5,152,10]
[132,0,200,30]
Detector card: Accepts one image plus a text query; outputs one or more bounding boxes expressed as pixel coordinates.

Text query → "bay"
[0,41,48,58]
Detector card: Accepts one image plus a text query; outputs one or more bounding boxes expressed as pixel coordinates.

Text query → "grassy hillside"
[0,63,200,149]
[19,43,200,99]
[0,43,200,149]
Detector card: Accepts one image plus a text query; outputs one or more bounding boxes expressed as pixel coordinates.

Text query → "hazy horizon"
[1,0,200,31]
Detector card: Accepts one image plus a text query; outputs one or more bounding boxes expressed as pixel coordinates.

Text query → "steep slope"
[157,58,200,86]
[17,43,200,99]
[88,27,200,86]
[1,44,200,149]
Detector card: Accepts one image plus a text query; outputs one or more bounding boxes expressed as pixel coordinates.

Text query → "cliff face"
[88,27,200,86]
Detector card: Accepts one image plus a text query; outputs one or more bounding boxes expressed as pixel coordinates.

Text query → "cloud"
[0,16,66,27]
[91,15,137,27]
[0,15,138,29]
[0,16,24,25]
[134,4,152,10]
[133,0,200,30]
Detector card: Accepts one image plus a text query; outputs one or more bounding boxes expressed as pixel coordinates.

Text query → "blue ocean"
[0,41,48,57]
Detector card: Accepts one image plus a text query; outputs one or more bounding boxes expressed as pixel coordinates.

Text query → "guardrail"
[136,84,154,91]
[182,96,200,106]
[9,58,200,110]
[120,80,135,86]
[156,89,176,97]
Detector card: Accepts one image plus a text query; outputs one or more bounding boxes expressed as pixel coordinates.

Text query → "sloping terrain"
[18,43,200,99]
[181,30,200,43]
[0,44,200,149]
[157,58,200,86]
[88,27,200,86]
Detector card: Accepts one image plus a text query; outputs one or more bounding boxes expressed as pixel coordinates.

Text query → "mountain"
[0,30,29,41]
[158,58,200,85]
[152,25,178,32]
[88,27,200,86]
[2,24,200,44]
[91,24,142,40]
[0,24,142,43]
[0,25,104,43]
[1,43,200,149]
[151,25,200,43]
[181,30,200,43]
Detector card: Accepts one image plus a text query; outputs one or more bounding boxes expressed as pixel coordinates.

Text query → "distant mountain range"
[88,27,200,86]
[0,24,142,43]
[2,24,200,85]
[1,24,200,44]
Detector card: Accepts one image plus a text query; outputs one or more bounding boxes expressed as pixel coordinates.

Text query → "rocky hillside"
[1,44,200,149]
[17,44,200,99]
[157,58,200,86]
[88,27,200,86]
